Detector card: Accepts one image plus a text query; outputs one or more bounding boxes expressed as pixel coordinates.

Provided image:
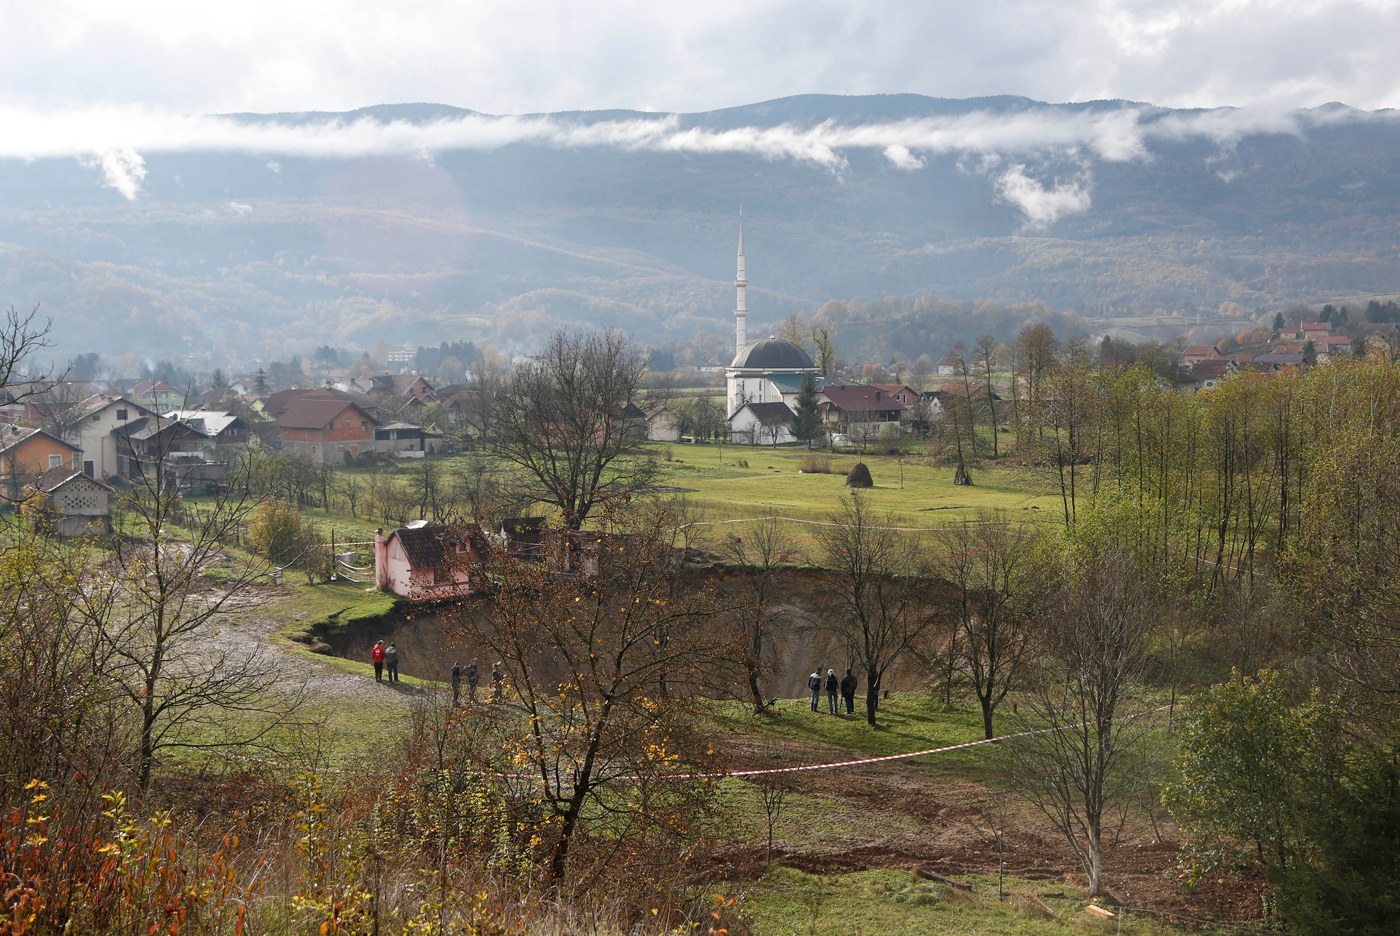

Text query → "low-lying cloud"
[0,101,1380,222]
[996,164,1093,229]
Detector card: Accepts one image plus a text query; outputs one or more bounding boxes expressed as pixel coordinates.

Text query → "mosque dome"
[730,336,815,370]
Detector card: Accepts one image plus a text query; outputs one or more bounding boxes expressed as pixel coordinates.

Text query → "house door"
[83,460,95,478]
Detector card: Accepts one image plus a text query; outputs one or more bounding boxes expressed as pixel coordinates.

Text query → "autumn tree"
[449,499,738,882]
[1164,670,1337,870]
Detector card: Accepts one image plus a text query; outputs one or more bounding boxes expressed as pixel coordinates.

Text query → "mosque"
[724,217,822,435]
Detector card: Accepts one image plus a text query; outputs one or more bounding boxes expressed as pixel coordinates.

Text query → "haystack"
[845,462,874,488]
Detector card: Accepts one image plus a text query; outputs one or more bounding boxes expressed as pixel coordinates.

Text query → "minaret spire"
[735,209,748,355]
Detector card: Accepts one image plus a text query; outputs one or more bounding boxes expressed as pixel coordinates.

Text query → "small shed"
[374,522,489,600]
[28,466,114,537]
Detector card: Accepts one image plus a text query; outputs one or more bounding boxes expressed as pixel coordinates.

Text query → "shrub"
[800,455,831,474]
[247,497,303,561]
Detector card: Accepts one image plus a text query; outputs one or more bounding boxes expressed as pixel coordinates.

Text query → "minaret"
[734,212,748,356]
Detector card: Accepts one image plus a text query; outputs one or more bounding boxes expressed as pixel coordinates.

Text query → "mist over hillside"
[3,92,1400,365]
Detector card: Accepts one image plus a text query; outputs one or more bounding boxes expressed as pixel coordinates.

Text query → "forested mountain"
[3,93,1400,363]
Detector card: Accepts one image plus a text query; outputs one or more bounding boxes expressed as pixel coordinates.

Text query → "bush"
[247,498,329,583]
[247,497,303,561]
[800,455,831,474]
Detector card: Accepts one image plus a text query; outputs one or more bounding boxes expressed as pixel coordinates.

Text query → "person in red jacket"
[371,640,386,683]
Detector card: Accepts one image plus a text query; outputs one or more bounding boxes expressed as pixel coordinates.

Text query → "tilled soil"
[717,736,1267,925]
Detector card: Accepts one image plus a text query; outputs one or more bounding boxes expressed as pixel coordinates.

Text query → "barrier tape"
[214,706,1168,782]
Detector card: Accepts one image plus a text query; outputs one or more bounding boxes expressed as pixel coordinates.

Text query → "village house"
[874,384,921,406]
[359,374,437,402]
[729,401,796,445]
[162,410,250,457]
[373,421,441,457]
[817,385,906,437]
[64,395,156,480]
[26,466,114,538]
[114,416,234,491]
[935,356,958,376]
[263,387,379,420]
[1313,335,1354,362]
[1173,359,1234,393]
[277,398,380,465]
[374,522,488,600]
[0,426,82,500]
[644,404,682,442]
[1294,321,1334,341]
[132,380,182,411]
[1182,344,1222,365]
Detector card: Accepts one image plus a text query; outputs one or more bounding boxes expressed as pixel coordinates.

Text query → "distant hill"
[2,93,1399,364]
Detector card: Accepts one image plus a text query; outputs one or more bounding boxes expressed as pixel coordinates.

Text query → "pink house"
[374,522,489,600]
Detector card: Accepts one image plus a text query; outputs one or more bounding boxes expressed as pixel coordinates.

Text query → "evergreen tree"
[1273,311,1286,333]
[254,367,268,394]
[790,373,823,448]
[1272,752,1400,936]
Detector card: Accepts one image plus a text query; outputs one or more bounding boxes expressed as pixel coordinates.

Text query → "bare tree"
[816,492,936,725]
[1002,549,1159,897]
[717,515,795,714]
[929,514,1041,739]
[974,334,1001,458]
[75,446,301,788]
[0,305,58,397]
[491,330,657,529]
[754,773,790,867]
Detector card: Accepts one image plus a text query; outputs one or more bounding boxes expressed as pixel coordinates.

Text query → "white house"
[645,404,682,442]
[729,401,796,445]
[65,395,157,480]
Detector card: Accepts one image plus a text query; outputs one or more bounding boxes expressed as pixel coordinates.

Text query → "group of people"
[809,667,859,714]
[452,659,505,704]
[369,642,505,704]
[371,640,399,682]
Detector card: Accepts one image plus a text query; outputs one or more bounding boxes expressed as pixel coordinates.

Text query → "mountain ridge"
[1,93,1398,363]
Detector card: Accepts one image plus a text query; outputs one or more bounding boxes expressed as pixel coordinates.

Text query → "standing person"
[385,642,400,683]
[491,662,504,703]
[808,670,822,712]
[824,669,839,715]
[451,661,462,705]
[467,659,480,702]
[840,668,858,714]
[371,640,386,683]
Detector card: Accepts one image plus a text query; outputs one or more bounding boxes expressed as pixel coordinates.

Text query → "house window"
[361,420,369,432]
[433,566,451,584]
[116,409,127,420]
[92,414,100,421]
[48,454,62,469]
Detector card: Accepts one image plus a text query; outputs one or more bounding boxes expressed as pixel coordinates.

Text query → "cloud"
[77,149,147,199]
[3,99,1387,218]
[883,144,925,170]
[995,164,1092,229]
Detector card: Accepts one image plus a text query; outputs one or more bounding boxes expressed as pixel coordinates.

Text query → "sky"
[3,0,1399,116]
